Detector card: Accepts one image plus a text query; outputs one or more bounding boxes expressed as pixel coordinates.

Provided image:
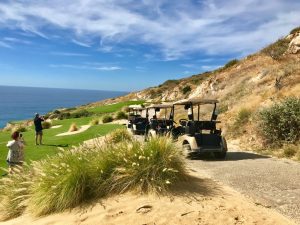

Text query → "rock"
[287,33,300,54]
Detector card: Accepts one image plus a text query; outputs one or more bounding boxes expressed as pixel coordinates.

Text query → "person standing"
[6,131,25,174]
[34,113,44,145]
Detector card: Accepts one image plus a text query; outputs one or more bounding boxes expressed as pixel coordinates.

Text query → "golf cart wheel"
[182,143,191,157]
[213,151,226,159]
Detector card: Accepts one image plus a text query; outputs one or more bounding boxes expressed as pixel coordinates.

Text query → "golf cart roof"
[146,103,173,109]
[128,105,144,110]
[173,98,219,105]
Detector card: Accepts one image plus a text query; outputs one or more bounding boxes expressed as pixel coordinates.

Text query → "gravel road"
[187,143,300,225]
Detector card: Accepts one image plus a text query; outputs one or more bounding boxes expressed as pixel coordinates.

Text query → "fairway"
[0,116,122,170]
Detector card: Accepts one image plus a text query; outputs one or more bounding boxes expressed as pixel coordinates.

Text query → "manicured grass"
[87,100,145,114]
[0,116,122,169]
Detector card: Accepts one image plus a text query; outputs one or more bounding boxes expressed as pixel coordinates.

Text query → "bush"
[223,59,239,69]
[107,129,133,144]
[259,97,300,145]
[13,125,27,133]
[68,123,78,132]
[290,27,300,35]
[115,111,127,120]
[102,115,113,123]
[261,38,290,60]
[283,146,297,158]
[71,109,90,118]
[181,85,191,95]
[53,110,61,114]
[58,112,71,120]
[235,108,252,125]
[42,121,52,129]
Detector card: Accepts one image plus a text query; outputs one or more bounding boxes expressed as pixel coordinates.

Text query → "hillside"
[94,27,300,153]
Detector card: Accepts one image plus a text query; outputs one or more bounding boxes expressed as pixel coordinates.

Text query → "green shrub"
[162,79,180,86]
[218,103,229,114]
[181,85,191,95]
[102,115,113,123]
[259,97,300,145]
[107,129,132,144]
[58,112,71,120]
[42,121,52,129]
[283,146,297,158]
[71,109,90,118]
[115,111,127,120]
[261,38,290,60]
[13,125,27,133]
[223,59,239,69]
[290,27,300,35]
[235,108,252,125]
[53,110,61,114]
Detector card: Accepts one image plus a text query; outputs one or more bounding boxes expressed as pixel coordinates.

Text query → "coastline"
[0,85,128,129]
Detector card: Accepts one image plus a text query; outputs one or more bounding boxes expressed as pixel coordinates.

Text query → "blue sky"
[0,0,299,92]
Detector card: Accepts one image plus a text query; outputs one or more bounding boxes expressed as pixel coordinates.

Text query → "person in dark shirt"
[34,113,44,145]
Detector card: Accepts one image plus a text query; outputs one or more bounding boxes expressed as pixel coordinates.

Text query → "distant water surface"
[0,86,127,128]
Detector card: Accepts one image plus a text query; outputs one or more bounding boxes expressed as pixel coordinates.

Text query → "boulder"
[287,33,300,54]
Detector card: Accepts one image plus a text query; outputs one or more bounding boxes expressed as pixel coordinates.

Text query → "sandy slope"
[1,171,294,225]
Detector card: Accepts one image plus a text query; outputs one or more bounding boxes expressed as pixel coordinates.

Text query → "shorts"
[36,130,43,135]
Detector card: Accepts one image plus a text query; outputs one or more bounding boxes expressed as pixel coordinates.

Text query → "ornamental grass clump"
[68,123,78,132]
[90,118,100,125]
[0,166,32,220]
[27,146,116,216]
[0,135,187,218]
[109,137,186,194]
[106,128,133,144]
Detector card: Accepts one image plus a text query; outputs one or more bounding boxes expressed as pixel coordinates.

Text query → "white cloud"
[0,40,12,48]
[50,52,89,57]
[49,64,121,71]
[0,0,299,59]
[72,39,91,47]
[3,37,31,44]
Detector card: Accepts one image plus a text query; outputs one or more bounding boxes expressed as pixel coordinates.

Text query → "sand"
[51,125,62,129]
[56,125,91,136]
[1,170,294,225]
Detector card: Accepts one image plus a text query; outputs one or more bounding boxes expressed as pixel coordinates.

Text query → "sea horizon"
[0,85,128,128]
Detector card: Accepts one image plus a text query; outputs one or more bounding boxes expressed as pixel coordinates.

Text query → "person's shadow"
[43,144,69,147]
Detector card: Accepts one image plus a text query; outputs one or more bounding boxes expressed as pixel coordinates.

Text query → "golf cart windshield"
[146,104,173,120]
[173,98,219,121]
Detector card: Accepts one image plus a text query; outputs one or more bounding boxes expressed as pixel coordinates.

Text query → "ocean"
[0,86,127,128]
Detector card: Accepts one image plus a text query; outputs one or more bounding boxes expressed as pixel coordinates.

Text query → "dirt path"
[187,143,300,224]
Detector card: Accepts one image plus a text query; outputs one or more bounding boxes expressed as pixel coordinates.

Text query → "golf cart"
[145,104,174,138]
[127,105,148,135]
[173,98,227,159]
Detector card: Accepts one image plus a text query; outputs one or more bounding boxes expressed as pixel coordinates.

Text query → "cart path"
[187,143,300,224]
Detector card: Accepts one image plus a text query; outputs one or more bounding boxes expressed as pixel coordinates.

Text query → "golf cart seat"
[185,121,217,135]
